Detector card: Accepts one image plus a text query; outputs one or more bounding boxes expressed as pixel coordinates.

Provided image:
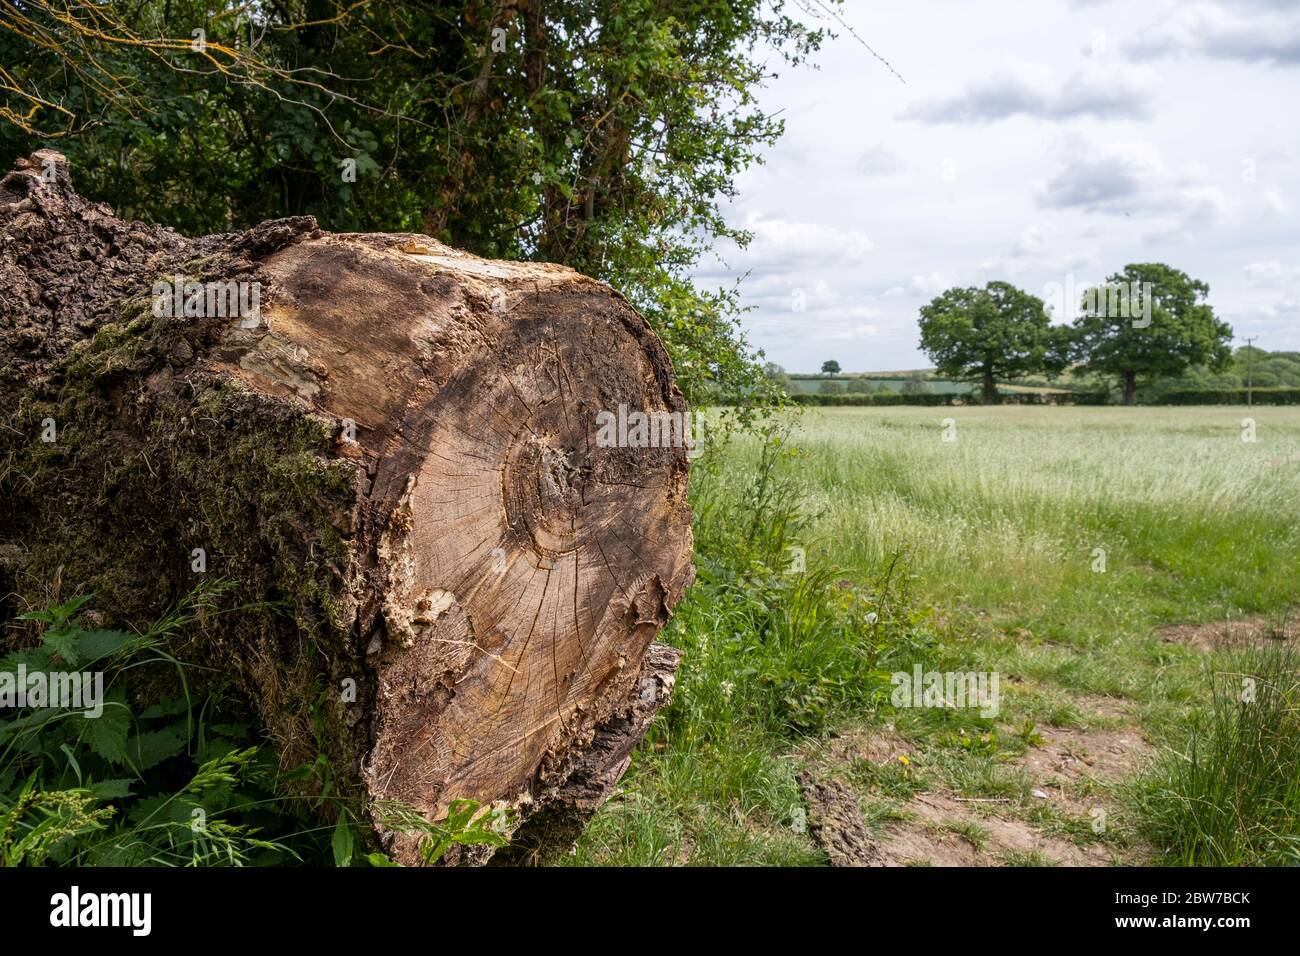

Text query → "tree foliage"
[1071,263,1232,405]
[1,0,836,405]
[1129,348,1300,399]
[900,371,932,395]
[918,281,1066,404]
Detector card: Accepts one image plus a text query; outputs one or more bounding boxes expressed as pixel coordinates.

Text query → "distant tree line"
[914,264,1234,405]
[755,355,1300,406]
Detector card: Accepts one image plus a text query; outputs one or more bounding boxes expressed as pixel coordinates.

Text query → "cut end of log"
[0,151,695,864]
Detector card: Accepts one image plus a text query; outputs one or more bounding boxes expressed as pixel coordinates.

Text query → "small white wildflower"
[720,680,735,699]
[865,612,879,625]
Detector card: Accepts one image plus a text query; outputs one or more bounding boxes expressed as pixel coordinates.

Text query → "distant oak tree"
[918,281,1068,404]
[1071,263,1233,405]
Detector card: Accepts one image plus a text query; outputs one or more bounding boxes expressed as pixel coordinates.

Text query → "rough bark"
[0,150,694,864]
[1122,370,1137,406]
[488,642,681,865]
[981,364,997,405]
[797,771,883,867]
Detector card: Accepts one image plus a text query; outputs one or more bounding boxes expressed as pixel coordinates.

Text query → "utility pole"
[1244,337,1256,408]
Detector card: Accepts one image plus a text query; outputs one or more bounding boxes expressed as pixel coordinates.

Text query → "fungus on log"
[0,151,694,864]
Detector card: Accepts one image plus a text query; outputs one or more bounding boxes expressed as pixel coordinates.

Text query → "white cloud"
[1035,142,1229,232]
[1225,296,1300,340]
[909,273,955,296]
[712,215,874,278]
[857,143,905,176]
[1261,188,1289,216]
[1127,1,1300,66]
[901,63,1159,124]
[976,225,1100,281]
[1244,260,1300,286]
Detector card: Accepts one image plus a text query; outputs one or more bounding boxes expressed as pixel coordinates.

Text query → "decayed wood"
[797,771,883,867]
[0,150,694,863]
[489,642,682,865]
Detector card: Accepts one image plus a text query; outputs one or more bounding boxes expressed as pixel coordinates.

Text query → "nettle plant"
[0,585,516,867]
[0,584,293,866]
[675,421,931,738]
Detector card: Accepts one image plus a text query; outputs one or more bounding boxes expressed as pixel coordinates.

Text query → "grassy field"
[573,406,1300,866]
[797,405,1300,631]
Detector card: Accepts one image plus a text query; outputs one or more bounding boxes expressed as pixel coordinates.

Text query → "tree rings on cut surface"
[0,152,694,865]
[227,234,694,862]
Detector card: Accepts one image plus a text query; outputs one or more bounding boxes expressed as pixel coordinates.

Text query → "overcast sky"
[694,0,1300,373]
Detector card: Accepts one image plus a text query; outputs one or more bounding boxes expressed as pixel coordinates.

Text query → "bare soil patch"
[801,714,1150,866]
[1159,614,1298,652]
[876,792,1113,867]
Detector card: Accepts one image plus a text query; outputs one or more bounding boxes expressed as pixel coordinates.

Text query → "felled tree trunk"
[0,151,694,864]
